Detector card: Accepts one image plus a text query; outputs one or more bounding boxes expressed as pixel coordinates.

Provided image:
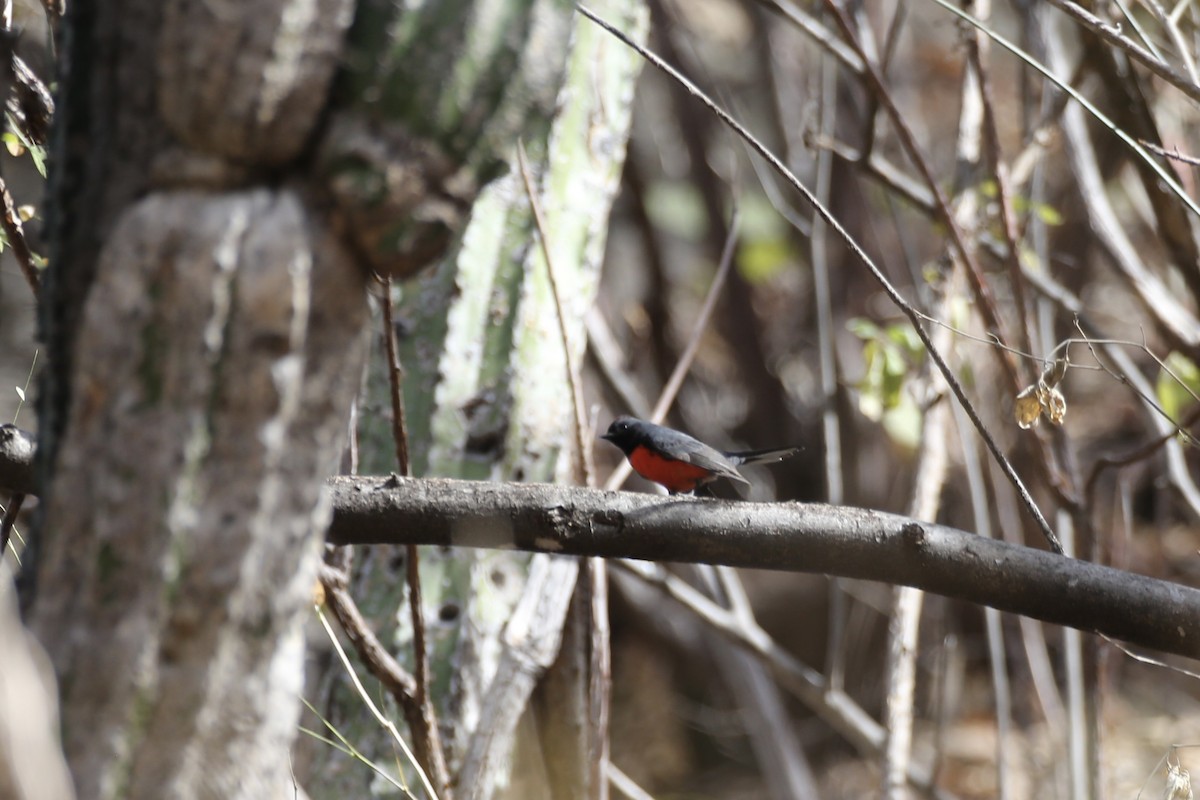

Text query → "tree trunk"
[34,3,367,798]
[303,1,646,797]
[33,1,643,798]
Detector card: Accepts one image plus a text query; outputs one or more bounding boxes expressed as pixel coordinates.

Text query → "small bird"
[601,416,800,495]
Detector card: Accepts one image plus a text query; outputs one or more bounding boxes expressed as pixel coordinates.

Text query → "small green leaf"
[2,133,23,158]
[1029,200,1063,226]
[5,121,46,178]
[978,179,1063,225]
[850,317,927,448]
[1157,352,1200,422]
[847,317,882,339]
[737,238,790,284]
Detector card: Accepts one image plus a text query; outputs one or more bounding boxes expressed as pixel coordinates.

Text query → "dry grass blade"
[316,605,440,799]
[608,762,657,800]
[299,699,419,799]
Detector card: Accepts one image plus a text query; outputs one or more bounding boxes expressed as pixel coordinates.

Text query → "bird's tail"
[726,446,801,467]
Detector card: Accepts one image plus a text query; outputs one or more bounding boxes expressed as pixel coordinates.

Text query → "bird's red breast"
[628,444,714,494]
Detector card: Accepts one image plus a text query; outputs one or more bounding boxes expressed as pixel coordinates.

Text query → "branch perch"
[4,431,1195,660]
[328,475,1200,661]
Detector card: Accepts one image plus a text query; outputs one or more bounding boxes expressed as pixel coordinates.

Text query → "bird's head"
[600,415,641,454]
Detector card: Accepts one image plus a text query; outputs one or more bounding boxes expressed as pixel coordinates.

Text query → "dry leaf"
[1165,761,1193,800]
[1014,384,1043,429]
[1040,383,1066,425]
[1014,359,1069,429]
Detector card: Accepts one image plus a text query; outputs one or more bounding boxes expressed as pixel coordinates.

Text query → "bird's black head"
[601,416,642,455]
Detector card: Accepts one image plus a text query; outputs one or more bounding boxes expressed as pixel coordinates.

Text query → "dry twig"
[576,3,1062,553]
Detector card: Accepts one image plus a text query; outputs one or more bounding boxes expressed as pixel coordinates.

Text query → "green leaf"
[737,238,790,284]
[978,179,1063,225]
[2,132,23,157]
[847,317,882,340]
[849,316,927,449]
[1157,352,1200,423]
[5,120,46,178]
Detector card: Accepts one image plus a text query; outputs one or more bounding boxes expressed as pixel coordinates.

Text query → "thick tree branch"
[5,430,1196,660]
[327,476,1200,661]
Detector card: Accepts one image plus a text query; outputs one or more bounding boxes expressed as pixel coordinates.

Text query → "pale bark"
[34,3,375,799]
[305,2,645,798]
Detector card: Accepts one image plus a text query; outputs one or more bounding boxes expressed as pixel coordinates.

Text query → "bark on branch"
[328,475,1200,661]
[5,438,1196,660]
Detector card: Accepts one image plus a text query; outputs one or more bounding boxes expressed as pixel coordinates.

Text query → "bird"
[600,416,799,495]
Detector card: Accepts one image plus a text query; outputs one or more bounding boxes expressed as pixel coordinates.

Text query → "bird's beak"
[600,431,614,441]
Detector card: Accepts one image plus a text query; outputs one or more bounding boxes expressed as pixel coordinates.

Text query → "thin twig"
[381,278,447,797]
[801,40,851,692]
[1112,0,1166,62]
[1100,634,1200,681]
[954,401,1013,800]
[602,207,739,491]
[1022,267,1200,517]
[516,141,594,487]
[586,309,652,419]
[1144,0,1200,85]
[650,208,738,425]
[0,173,38,298]
[968,19,1035,364]
[1060,517,1091,800]
[885,272,955,799]
[610,560,951,796]
[820,0,1024,395]
[929,0,1200,220]
[320,562,418,700]
[381,279,411,475]
[754,0,866,75]
[576,4,1062,553]
[585,556,611,800]
[692,563,822,798]
[1138,139,1200,166]
[1084,403,1200,511]
[1040,0,1200,103]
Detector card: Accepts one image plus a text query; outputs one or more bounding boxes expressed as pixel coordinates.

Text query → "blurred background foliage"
[583,1,1200,797]
[2,0,1200,797]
